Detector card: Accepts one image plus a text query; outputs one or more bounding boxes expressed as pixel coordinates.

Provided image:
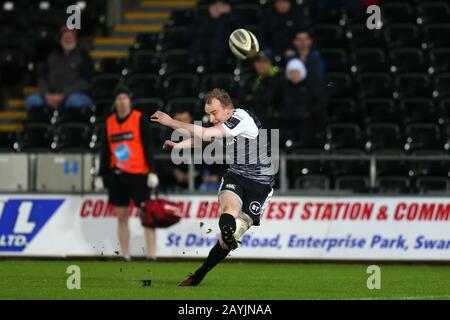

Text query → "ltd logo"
[0,199,64,252]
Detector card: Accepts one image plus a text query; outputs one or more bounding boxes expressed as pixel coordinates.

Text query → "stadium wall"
[1,194,450,261]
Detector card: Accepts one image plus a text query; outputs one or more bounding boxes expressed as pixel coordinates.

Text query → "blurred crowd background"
[0,0,449,193]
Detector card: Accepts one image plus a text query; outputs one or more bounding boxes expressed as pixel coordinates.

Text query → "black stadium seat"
[312,25,344,49]
[201,74,238,96]
[326,73,353,98]
[417,2,450,25]
[233,4,262,26]
[0,131,15,151]
[356,73,393,99]
[326,123,364,151]
[29,24,59,61]
[166,98,202,116]
[167,9,194,27]
[161,49,195,75]
[327,99,360,123]
[375,150,411,177]
[17,123,53,151]
[382,2,416,24]
[377,176,411,194]
[362,98,403,124]
[163,74,200,100]
[57,107,94,124]
[395,73,433,99]
[134,98,164,118]
[416,177,450,193]
[0,1,29,28]
[429,49,450,74]
[133,33,159,51]
[351,48,388,74]
[384,24,421,49]
[99,57,127,74]
[127,74,161,99]
[295,175,330,190]
[335,176,370,193]
[91,74,122,100]
[93,99,113,120]
[0,48,26,84]
[424,24,450,48]
[158,27,188,51]
[319,49,348,73]
[401,98,439,124]
[346,24,384,49]
[390,48,427,73]
[410,150,449,177]
[366,123,403,152]
[404,123,443,152]
[331,150,369,177]
[434,74,450,100]
[130,50,160,74]
[54,123,92,151]
[0,25,26,50]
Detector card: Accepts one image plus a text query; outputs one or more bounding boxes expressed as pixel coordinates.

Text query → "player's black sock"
[219,213,236,232]
[193,241,230,282]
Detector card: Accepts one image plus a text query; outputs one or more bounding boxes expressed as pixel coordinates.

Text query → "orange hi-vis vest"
[106,110,150,174]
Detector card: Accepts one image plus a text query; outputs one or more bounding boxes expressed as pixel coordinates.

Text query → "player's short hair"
[205,88,233,108]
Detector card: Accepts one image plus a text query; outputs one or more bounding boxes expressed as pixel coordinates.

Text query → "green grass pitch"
[0,260,449,300]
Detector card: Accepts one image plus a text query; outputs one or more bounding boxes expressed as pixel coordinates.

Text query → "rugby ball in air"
[229,29,260,60]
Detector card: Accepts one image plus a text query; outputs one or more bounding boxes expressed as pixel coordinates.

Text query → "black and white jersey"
[221,108,275,187]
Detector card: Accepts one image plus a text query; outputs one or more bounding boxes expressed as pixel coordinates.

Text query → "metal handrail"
[0,152,449,193]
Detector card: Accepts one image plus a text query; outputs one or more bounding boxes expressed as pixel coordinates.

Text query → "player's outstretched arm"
[162,138,198,150]
[151,111,230,141]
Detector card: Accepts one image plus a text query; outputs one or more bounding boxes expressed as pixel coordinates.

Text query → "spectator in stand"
[260,0,308,59]
[186,0,239,71]
[285,30,326,77]
[239,50,282,123]
[279,59,327,146]
[25,27,94,112]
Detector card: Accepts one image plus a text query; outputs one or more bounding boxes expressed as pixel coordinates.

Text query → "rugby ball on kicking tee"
[229,29,260,60]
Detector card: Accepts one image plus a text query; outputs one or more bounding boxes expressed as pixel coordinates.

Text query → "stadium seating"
[16,123,54,151]
[1,0,450,193]
[295,175,330,190]
[53,123,92,151]
[377,175,411,194]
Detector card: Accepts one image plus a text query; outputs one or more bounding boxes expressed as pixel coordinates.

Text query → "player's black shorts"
[219,171,273,226]
[105,171,149,207]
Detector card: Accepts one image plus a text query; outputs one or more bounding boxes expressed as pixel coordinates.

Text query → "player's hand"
[94,177,104,190]
[163,140,177,151]
[151,111,173,127]
[147,173,159,188]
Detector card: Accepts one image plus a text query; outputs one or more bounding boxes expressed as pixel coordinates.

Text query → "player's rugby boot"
[221,225,238,250]
[178,273,202,287]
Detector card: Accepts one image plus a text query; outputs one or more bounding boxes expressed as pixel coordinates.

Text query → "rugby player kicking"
[151,88,275,286]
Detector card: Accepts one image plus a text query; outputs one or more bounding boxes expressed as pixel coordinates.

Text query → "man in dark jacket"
[25,26,94,111]
[285,30,326,78]
[260,0,308,58]
[186,0,239,71]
